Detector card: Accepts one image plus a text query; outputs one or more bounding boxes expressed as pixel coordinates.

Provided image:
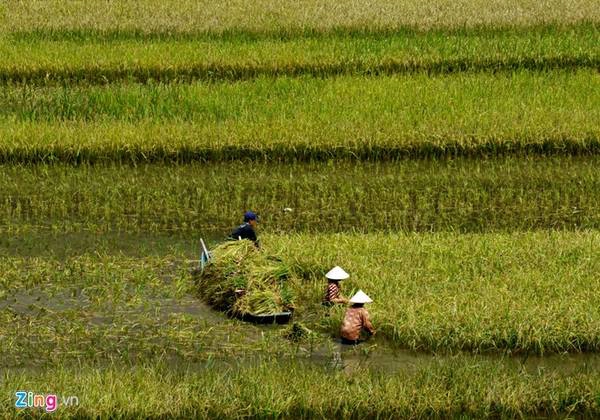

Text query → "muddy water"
[0,288,226,324]
[155,332,600,376]
[302,340,600,375]
[4,284,600,375]
[0,231,222,258]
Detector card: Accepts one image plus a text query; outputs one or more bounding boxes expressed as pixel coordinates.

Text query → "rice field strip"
[279,232,600,355]
[3,0,599,33]
[1,158,600,235]
[0,67,596,162]
[1,71,598,123]
[3,56,599,86]
[5,21,599,42]
[4,140,600,165]
[2,357,600,418]
[3,51,598,86]
[2,22,598,85]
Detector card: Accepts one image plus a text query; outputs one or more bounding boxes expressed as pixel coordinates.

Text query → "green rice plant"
[1,71,598,126]
[4,231,600,356]
[2,358,600,418]
[1,25,597,84]
[0,71,597,162]
[1,157,600,234]
[4,4,600,414]
[268,232,600,354]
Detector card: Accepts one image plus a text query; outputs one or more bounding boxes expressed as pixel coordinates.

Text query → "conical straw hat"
[325,266,349,280]
[349,290,372,304]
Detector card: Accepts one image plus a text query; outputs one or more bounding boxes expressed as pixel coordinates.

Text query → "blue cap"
[244,211,258,222]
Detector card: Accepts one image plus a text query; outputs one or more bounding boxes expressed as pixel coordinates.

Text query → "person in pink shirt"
[322,266,349,306]
[340,290,375,345]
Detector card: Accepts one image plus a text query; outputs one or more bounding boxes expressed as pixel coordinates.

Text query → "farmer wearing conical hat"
[229,211,260,248]
[322,266,349,306]
[340,290,375,345]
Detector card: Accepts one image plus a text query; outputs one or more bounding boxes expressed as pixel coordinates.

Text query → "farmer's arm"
[361,309,375,335]
[331,295,348,304]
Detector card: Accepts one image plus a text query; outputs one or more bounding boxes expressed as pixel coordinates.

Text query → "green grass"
[2,0,599,33]
[0,71,598,162]
[2,359,600,418]
[1,158,600,233]
[2,25,598,84]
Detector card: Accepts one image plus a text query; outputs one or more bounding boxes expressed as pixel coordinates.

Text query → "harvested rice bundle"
[235,290,282,315]
[195,241,295,316]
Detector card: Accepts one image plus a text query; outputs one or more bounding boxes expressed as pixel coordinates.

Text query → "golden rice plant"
[195,241,295,315]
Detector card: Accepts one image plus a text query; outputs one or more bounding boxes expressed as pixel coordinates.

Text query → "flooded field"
[3,231,600,361]
[4,268,600,417]
[2,211,600,418]
[4,251,600,376]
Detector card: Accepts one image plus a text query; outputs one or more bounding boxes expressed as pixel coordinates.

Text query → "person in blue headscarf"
[229,210,260,248]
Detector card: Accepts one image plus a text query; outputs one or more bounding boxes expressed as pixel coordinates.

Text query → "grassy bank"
[1,158,600,233]
[2,0,599,33]
[2,358,600,418]
[2,25,598,84]
[2,231,600,355]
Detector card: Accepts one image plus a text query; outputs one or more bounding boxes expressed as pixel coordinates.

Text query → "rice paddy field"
[2,1,600,418]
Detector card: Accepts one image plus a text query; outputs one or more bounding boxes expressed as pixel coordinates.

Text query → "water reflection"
[304,338,600,376]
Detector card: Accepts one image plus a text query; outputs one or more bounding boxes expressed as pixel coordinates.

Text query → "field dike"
[3,0,600,32]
